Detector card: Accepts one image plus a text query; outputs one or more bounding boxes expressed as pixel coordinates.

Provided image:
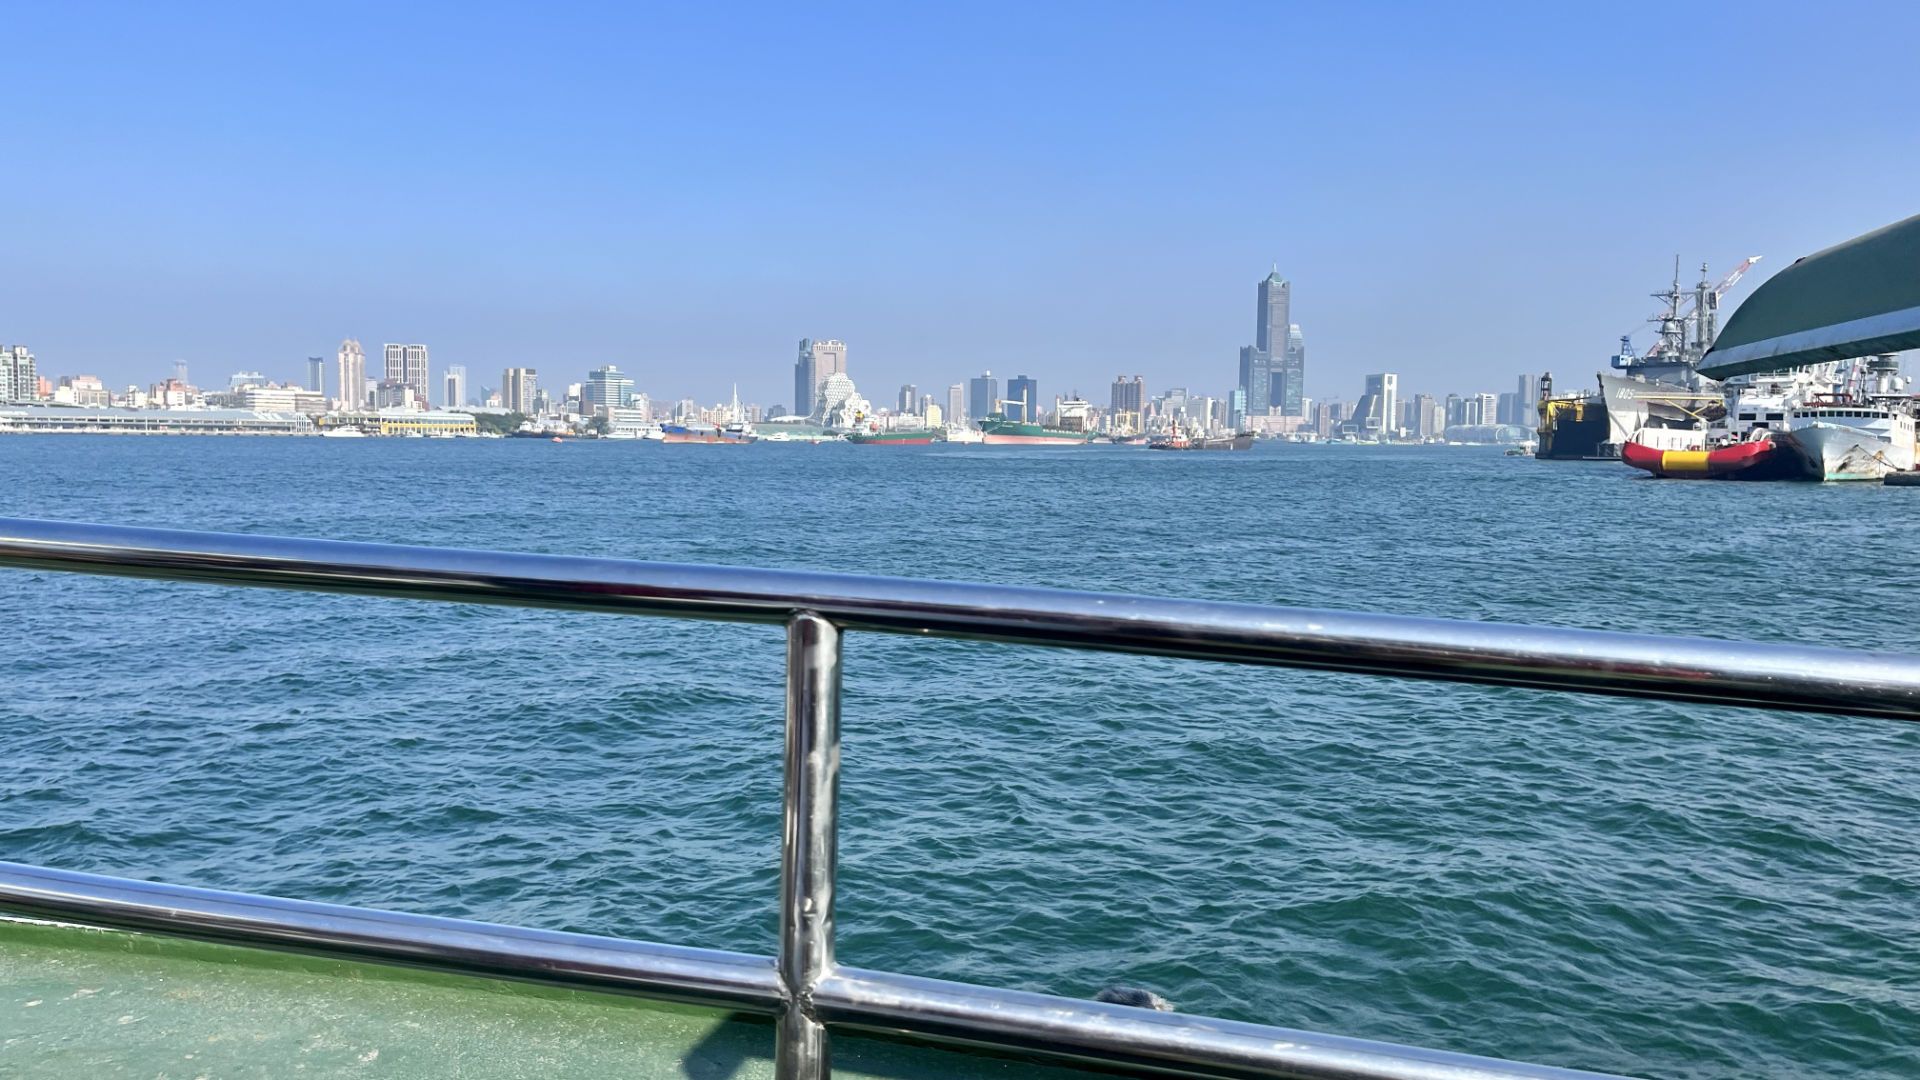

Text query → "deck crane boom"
[1636,255,1763,358]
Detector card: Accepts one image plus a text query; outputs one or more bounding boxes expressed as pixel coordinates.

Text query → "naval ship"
[1535,257,1761,460]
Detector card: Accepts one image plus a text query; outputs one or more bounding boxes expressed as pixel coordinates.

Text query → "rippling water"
[2,437,1916,1078]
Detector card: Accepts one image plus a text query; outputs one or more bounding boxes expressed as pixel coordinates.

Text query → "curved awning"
[1700,212,1920,380]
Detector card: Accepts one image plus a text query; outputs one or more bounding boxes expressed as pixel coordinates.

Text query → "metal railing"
[0,517,1915,1080]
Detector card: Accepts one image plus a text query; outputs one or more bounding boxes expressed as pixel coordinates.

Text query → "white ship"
[943,424,983,444]
[1782,356,1916,480]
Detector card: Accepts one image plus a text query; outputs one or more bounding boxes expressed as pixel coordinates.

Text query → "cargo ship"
[847,428,938,445]
[663,386,756,444]
[978,418,1097,445]
[978,393,1096,445]
[661,422,754,445]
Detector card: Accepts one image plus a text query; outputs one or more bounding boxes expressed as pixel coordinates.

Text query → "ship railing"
[1,517,1916,1080]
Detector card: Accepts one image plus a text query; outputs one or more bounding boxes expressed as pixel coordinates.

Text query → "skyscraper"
[337,339,366,409]
[306,356,325,396]
[946,383,965,423]
[1237,346,1269,417]
[897,384,917,413]
[383,344,429,404]
[1110,375,1144,433]
[1516,373,1540,411]
[0,345,39,402]
[792,339,847,419]
[1278,324,1306,416]
[968,371,1000,421]
[503,367,538,414]
[1005,375,1037,421]
[1363,373,1399,437]
[1412,393,1438,439]
[1237,271,1305,421]
[583,365,633,412]
[1256,271,1289,367]
[444,364,468,409]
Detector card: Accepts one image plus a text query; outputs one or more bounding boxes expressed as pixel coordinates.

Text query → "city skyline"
[7,7,1914,406]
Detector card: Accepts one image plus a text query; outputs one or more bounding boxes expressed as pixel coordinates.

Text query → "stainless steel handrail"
[0,517,1915,719]
[0,861,785,1011]
[3,517,1912,1080]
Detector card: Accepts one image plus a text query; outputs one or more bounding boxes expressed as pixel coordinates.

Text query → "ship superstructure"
[1537,256,1761,459]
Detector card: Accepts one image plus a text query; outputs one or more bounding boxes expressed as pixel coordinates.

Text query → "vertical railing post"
[778,612,841,1080]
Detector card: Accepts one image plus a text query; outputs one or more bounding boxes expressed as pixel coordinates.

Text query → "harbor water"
[2,437,1916,1079]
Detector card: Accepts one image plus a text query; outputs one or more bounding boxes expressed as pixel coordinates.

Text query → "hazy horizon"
[7,3,1916,406]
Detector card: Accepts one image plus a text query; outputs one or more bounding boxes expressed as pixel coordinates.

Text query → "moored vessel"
[1621,435,1797,480]
[1537,256,1762,460]
[1785,404,1916,480]
[847,428,938,445]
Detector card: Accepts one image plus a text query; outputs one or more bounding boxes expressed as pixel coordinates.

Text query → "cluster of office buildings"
[1317,372,1540,443]
[7,291,1551,443]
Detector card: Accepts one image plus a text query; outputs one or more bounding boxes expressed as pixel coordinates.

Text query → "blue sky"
[5,2,1916,407]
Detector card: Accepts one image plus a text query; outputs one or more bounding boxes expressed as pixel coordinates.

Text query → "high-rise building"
[337,339,366,409]
[968,371,1000,421]
[946,383,965,423]
[1516,373,1541,417]
[384,344,429,404]
[1256,271,1289,361]
[1005,375,1037,421]
[306,356,325,396]
[1412,393,1438,439]
[1110,375,1145,433]
[1,345,40,402]
[583,365,633,412]
[897,384,917,414]
[1237,346,1268,416]
[793,338,847,419]
[444,365,468,409]
[1474,392,1499,426]
[1235,270,1291,420]
[1278,324,1306,416]
[1364,373,1399,436]
[1444,393,1465,427]
[1496,391,1522,426]
[503,367,538,414]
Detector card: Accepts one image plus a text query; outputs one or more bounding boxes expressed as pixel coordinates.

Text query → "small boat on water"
[320,426,368,438]
[943,424,983,445]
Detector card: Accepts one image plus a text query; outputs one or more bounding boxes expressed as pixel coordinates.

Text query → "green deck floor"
[0,918,1104,1079]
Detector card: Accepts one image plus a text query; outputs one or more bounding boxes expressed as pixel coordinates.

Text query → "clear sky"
[6,2,1917,407]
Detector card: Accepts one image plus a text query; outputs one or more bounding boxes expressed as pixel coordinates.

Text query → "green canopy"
[1700,212,1920,380]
